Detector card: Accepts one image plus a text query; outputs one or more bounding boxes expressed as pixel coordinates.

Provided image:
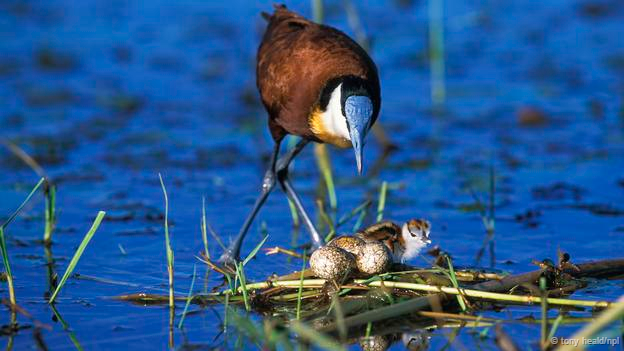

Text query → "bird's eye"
[410,232,417,237]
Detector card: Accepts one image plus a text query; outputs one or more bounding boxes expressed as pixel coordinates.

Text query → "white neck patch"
[319,84,350,141]
[399,223,429,263]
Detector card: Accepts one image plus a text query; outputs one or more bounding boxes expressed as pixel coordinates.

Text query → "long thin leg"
[218,141,280,264]
[278,175,324,249]
[218,139,309,264]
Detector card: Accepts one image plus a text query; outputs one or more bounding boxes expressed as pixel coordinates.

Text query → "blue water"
[1,0,623,349]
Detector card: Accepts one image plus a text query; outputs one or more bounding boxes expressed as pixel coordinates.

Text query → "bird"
[354,219,431,263]
[218,4,381,265]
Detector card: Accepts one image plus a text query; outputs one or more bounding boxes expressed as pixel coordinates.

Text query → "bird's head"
[341,76,375,174]
[399,219,431,262]
[311,75,378,174]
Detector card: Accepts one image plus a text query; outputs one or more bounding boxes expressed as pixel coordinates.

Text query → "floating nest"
[118,249,624,349]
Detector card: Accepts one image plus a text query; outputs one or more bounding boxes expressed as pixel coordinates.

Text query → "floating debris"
[517,106,548,127]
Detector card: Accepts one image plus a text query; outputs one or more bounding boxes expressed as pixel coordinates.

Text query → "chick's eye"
[410,232,417,237]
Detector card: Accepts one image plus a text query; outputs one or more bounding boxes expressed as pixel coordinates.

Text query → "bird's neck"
[401,239,427,263]
[309,84,351,148]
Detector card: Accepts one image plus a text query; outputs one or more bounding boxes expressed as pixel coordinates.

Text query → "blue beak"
[344,95,373,175]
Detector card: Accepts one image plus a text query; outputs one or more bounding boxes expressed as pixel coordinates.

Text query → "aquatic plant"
[49,211,106,304]
[0,177,45,306]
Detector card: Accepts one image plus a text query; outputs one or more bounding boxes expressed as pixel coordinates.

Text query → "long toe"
[217,250,240,268]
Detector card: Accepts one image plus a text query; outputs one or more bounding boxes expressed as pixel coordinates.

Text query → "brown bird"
[219,5,381,264]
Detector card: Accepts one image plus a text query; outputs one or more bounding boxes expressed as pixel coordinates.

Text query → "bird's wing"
[256,7,378,138]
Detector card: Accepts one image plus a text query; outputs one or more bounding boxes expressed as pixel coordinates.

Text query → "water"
[1,0,623,349]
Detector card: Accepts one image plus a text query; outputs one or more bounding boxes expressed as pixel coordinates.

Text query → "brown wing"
[355,221,401,241]
[257,6,380,141]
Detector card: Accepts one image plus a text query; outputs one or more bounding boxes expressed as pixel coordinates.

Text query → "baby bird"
[355,219,431,263]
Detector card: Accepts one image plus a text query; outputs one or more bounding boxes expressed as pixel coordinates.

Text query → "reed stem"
[0,227,15,306]
[376,181,388,222]
[428,0,446,106]
[49,211,106,304]
[43,182,56,245]
[557,295,624,351]
[220,279,614,309]
[158,174,175,309]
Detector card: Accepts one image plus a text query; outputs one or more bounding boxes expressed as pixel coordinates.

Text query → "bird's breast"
[309,106,352,148]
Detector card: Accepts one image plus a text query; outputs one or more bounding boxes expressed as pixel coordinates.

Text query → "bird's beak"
[350,127,364,175]
[345,95,373,175]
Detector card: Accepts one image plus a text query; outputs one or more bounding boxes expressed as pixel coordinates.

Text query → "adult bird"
[219,4,381,265]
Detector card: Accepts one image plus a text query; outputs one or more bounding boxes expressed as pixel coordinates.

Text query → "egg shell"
[356,241,392,275]
[359,335,391,351]
[309,246,356,280]
[328,235,365,256]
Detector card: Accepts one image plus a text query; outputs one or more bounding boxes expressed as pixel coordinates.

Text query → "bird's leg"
[218,141,281,266]
[218,139,311,265]
[276,142,324,250]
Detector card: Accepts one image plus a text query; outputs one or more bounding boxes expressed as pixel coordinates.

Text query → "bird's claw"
[218,249,240,269]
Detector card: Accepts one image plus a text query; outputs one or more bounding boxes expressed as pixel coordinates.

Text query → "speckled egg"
[359,335,391,351]
[328,235,365,256]
[309,245,356,281]
[356,241,392,275]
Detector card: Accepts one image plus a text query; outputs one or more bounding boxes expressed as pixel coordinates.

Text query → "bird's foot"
[217,249,240,269]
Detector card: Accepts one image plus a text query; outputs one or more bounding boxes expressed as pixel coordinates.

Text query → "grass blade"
[50,304,84,351]
[178,264,197,329]
[376,181,388,222]
[290,321,345,351]
[223,293,230,333]
[236,262,250,311]
[547,313,564,340]
[158,173,175,309]
[428,0,446,106]
[0,227,16,305]
[1,177,45,229]
[43,182,56,244]
[540,276,548,348]
[49,211,106,304]
[319,200,336,242]
[314,144,337,214]
[201,197,210,260]
[557,295,624,351]
[242,235,269,267]
[312,0,324,23]
[296,249,307,320]
[286,198,300,228]
[446,256,467,312]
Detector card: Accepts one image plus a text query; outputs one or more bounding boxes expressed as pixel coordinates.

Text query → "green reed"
[178,264,197,329]
[1,177,45,306]
[158,173,175,309]
[296,249,307,320]
[428,0,446,106]
[201,197,210,260]
[0,227,15,306]
[43,181,56,245]
[376,181,388,222]
[49,211,105,304]
[446,256,467,312]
